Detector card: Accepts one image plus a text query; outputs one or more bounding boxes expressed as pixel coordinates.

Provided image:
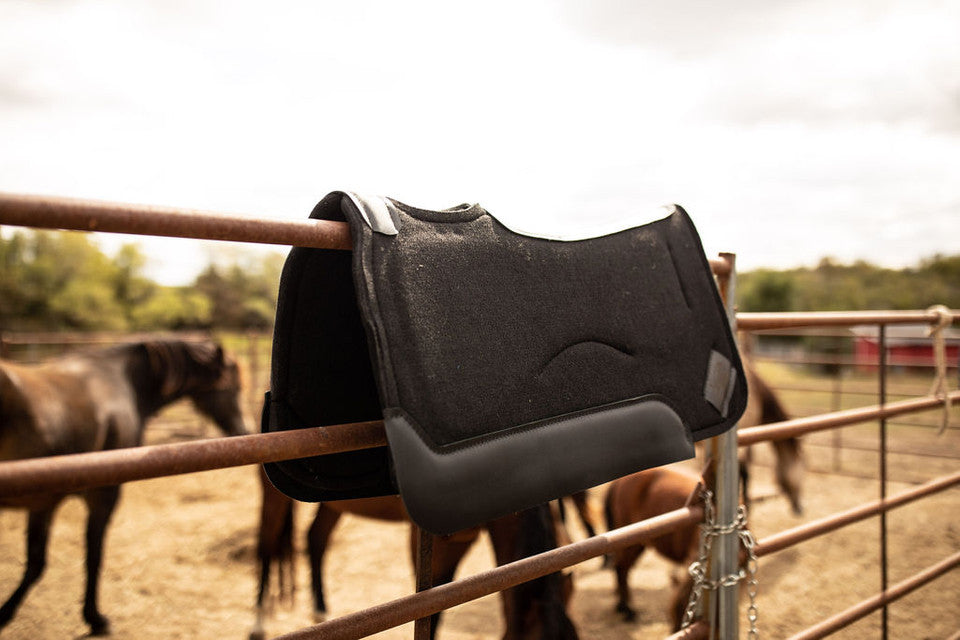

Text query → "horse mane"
[140,339,222,399]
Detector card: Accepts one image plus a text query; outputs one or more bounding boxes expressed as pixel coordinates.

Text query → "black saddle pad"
[263,191,747,534]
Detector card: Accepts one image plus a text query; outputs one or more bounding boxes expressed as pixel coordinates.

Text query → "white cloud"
[1,0,958,284]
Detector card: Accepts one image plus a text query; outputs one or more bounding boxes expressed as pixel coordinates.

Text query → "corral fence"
[1,192,958,639]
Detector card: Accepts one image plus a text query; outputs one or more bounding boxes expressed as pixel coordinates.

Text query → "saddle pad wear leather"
[264,191,747,534]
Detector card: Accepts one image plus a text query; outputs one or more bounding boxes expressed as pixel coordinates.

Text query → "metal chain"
[681,488,715,629]
[680,489,761,638]
[739,510,760,640]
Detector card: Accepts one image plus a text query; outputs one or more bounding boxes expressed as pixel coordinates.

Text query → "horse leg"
[250,536,284,640]
[613,544,644,622]
[306,504,342,622]
[773,439,804,515]
[251,468,295,640]
[669,568,695,632]
[82,485,121,636]
[407,526,479,640]
[569,491,597,539]
[249,557,270,640]
[0,504,58,630]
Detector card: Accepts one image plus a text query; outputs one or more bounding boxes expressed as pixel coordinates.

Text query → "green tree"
[739,269,795,312]
[0,230,130,330]
[191,249,284,330]
[736,254,960,313]
[129,287,212,329]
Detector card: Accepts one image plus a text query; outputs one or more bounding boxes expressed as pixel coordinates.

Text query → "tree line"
[737,255,960,312]
[1,228,957,331]
[0,229,284,332]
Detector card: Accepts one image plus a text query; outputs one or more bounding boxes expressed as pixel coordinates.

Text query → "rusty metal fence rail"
[0,388,954,503]
[1,192,958,639]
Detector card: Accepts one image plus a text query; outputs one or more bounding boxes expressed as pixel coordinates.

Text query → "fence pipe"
[275,506,704,640]
[785,551,960,640]
[3,192,958,637]
[737,390,960,446]
[754,470,960,557]
[0,421,386,497]
[0,192,731,275]
[708,253,740,639]
[0,192,352,249]
[665,622,710,640]
[738,310,958,330]
[0,391,954,498]
[753,353,958,370]
[2,196,956,332]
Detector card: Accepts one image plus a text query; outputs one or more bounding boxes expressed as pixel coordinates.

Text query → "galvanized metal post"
[878,324,889,640]
[710,253,741,639]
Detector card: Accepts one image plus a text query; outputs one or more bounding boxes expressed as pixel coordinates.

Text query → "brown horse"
[556,491,601,540]
[0,339,249,635]
[251,468,578,640]
[739,363,804,515]
[604,465,703,630]
[605,363,801,629]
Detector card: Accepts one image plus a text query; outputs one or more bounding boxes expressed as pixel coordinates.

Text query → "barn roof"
[851,324,960,346]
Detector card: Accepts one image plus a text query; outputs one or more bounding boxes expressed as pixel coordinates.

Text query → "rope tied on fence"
[926,304,954,435]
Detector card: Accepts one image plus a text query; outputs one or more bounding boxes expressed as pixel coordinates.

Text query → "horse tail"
[754,370,790,424]
[603,486,616,537]
[276,500,296,606]
[599,487,618,570]
[524,504,580,639]
[750,366,805,514]
[256,467,297,607]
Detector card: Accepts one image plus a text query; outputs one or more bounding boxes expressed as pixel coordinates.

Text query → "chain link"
[680,488,715,629]
[680,489,761,638]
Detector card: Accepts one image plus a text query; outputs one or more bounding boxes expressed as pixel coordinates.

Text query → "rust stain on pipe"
[2,193,737,278]
[738,310,958,331]
[665,621,710,640]
[275,506,703,640]
[0,420,386,497]
[756,471,960,557]
[737,391,960,446]
[1,392,955,499]
[0,192,352,249]
[786,551,960,640]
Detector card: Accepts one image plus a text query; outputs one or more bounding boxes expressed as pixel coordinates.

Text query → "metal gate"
[1,192,957,639]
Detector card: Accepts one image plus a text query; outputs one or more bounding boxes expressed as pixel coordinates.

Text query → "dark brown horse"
[251,468,578,640]
[739,363,804,515]
[0,339,249,635]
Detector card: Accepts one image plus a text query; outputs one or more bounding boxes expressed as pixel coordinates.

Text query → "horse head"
[142,339,250,437]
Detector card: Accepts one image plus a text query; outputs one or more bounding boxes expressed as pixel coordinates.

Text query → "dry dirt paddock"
[1,426,958,639]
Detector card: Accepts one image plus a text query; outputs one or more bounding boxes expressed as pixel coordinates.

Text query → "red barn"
[852,325,960,370]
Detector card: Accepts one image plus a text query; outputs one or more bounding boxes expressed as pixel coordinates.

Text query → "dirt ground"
[1,409,958,639]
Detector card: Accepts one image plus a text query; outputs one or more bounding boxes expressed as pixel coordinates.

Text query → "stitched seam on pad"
[386,393,688,456]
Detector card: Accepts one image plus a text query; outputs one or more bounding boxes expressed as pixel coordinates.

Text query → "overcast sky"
[1,0,958,284]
